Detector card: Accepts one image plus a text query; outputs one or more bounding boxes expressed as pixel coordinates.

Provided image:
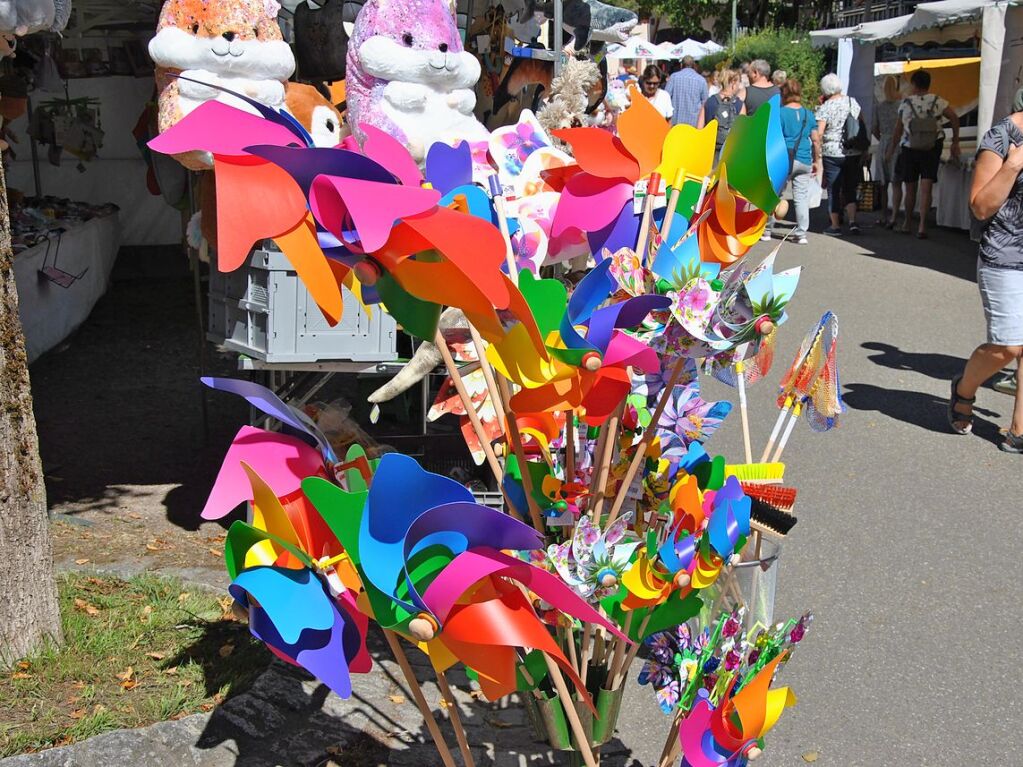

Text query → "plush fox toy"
[149,0,296,169]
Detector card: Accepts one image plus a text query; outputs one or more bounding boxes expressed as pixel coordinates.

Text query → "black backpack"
[843,97,869,153]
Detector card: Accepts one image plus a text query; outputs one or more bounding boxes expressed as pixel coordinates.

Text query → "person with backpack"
[815,73,867,235]
[764,78,820,244]
[886,69,961,239]
[703,69,745,159]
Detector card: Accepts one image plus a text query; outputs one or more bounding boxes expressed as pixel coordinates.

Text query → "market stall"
[12,199,120,362]
[811,0,1023,231]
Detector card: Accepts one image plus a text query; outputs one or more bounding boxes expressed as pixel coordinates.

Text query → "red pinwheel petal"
[398,208,512,311]
[580,367,632,425]
[310,176,440,254]
[440,583,591,707]
[214,156,308,271]
[552,128,640,181]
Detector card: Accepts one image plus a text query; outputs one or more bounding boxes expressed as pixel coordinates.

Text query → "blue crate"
[207,245,398,364]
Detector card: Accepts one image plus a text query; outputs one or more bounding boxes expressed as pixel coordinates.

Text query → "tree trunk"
[0,162,62,666]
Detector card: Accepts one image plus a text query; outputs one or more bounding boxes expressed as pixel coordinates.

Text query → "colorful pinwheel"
[302,453,625,702]
[655,382,733,462]
[224,463,370,699]
[546,512,641,601]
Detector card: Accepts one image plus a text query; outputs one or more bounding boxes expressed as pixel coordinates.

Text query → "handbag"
[843,97,870,153]
[856,166,883,212]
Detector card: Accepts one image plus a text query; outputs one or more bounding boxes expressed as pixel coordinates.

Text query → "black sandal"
[947,374,975,435]
[1000,430,1023,453]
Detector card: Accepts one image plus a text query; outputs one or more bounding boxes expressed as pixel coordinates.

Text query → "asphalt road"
[614,220,1023,766]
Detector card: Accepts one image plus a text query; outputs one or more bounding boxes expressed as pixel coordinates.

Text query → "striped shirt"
[666,68,708,127]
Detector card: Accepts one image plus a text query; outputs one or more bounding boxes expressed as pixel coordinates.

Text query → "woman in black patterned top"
[948,93,1023,452]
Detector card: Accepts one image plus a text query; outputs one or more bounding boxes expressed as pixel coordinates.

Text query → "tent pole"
[26,95,41,197]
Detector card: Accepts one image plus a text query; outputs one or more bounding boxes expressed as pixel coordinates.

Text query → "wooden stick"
[605,357,688,528]
[606,611,633,687]
[636,173,662,266]
[496,377,547,533]
[489,175,519,287]
[587,400,624,520]
[735,354,753,465]
[466,325,506,428]
[564,625,581,682]
[613,611,651,689]
[658,710,683,767]
[760,396,792,463]
[435,670,476,767]
[659,167,686,243]
[579,622,593,686]
[565,410,576,483]
[434,330,505,484]
[542,654,598,767]
[770,399,802,463]
[383,630,458,767]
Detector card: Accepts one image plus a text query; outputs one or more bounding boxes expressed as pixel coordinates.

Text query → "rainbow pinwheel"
[678,654,796,767]
[550,88,670,254]
[225,463,370,699]
[302,453,625,702]
[488,261,670,424]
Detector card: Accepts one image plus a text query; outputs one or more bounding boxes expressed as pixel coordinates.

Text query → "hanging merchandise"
[30,95,103,168]
[293,0,348,83]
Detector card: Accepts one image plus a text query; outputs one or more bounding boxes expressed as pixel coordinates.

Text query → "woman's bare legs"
[1011,358,1023,436]
[953,344,1023,430]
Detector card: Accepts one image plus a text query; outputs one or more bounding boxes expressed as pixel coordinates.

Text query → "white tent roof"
[606,38,667,59]
[810,0,1017,47]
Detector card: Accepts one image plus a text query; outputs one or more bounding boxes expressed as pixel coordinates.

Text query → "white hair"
[820,73,843,96]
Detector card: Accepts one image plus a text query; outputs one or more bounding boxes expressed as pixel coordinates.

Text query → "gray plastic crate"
[208,245,398,364]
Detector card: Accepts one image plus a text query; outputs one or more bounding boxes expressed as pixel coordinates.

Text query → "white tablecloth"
[936,160,974,231]
[14,213,121,363]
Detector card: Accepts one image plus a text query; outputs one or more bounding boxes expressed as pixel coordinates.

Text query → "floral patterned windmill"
[546,512,642,601]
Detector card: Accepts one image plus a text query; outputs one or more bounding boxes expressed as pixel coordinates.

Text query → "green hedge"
[700,28,826,104]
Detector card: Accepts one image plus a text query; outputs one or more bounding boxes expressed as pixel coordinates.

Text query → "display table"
[936,158,974,231]
[14,212,121,363]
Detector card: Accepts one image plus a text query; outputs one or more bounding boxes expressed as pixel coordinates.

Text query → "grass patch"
[0,572,270,757]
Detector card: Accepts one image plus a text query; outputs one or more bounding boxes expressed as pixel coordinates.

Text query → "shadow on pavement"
[861,342,967,381]
[843,381,1005,442]
[837,224,977,281]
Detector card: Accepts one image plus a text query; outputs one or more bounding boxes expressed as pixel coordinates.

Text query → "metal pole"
[26,94,42,197]
[553,0,563,76]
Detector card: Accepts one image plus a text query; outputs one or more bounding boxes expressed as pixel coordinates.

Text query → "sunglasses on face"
[643,79,661,86]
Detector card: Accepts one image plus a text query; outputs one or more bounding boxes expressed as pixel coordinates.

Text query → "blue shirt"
[779,105,814,165]
[666,68,708,127]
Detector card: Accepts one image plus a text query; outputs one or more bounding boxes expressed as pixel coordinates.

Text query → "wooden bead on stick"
[673,571,691,589]
[353,259,381,286]
[747,746,763,760]
[582,351,602,371]
[599,571,618,588]
[755,316,775,336]
[408,613,439,642]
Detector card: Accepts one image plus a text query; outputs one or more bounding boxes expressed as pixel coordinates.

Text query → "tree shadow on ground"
[843,382,1005,443]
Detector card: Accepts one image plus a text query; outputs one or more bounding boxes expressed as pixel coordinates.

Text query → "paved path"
[11,222,1023,766]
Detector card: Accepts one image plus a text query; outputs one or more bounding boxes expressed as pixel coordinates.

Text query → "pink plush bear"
[346,0,488,161]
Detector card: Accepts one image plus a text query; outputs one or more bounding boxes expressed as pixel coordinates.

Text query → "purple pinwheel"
[656,382,733,461]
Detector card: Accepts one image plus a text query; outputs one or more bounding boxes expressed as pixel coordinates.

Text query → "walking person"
[815,73,865,235]
[948,92,1023,452]
[886,69,960,238]
[744,59,779,115]
[639,64,672,121]
[703,69,745,159]
[666,55,707,128]
[872,74,902,227]
[765,78,820,245]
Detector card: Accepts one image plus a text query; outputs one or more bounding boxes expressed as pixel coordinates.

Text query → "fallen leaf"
[142,605,153,617]
[115,667,134,682]
[485,716,514,729]
[218,644,234,658]
[145,652,166,660]
[74,558,90,565]
[179,678,193,687]
[388,695,406,705]
[802,751,820,763]
[163,666,179,676]
[120,679,138,690]
[16,661,30,671]
[92,704,107,714]
[11,672,31,680]
[438,698,449,709]
[68,709,86,720]
[200,702,214,712]
[212,692,225,704]
[208,548,222,557]
[73,598,99,616]
[128,513,142,519]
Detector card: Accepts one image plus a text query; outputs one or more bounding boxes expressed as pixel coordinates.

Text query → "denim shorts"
[978,258,1023,346]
